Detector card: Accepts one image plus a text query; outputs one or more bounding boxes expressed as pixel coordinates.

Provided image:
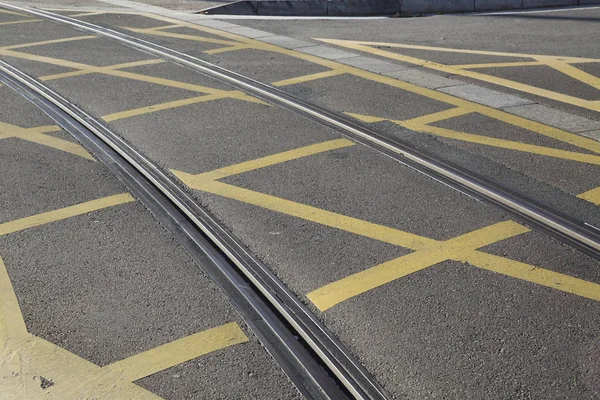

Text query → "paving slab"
[337,55,411,74]
[383,67,465,89]
[439,83,536,108]
[503,103,600,133]
[298,45,360,60]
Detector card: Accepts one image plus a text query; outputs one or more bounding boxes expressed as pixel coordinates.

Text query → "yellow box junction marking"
[0,255,247,399]
[316,39,600,112]
[0,122,93,160]
[0,195,248,398]
[172,140,600,311]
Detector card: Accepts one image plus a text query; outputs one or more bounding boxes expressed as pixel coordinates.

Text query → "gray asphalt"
[1,3,600,399]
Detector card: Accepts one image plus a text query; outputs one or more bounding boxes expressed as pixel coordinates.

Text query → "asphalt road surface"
[1,1,599,399]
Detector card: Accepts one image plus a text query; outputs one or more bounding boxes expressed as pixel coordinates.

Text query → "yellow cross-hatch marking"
[316,38,600,112]
[0,253,248,398]
[172,139,600,311]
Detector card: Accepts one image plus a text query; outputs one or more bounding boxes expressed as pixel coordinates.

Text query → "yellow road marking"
[272,69,346,87]
[348,112,600,165]
[204,44,252,55]
[307,221,528,310]
[454,61,544,69]
[102,93,230,121]
[0,193,134,236]
[68,11,107,17]
[317,39,600,112]
[0,122,93,160]
[0,257,27,341]
[39,58,165,81]
[1,35,96,50]
[192,138,355,182]
[0,9,26,16]
[0,255,246,398]
[577,187,600,205]
[173,140,600,310]
[126,26,240,46]
[324,40,599,63]
[105,322,248,382]
[397,107,472,126]
[0,18,39,26]
[539,57,600,90]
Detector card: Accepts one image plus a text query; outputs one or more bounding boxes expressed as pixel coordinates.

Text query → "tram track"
[0,59,388,400]
[1,2,599,260]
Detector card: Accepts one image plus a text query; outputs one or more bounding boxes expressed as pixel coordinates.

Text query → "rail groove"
[0,59,387,399]
[2,2,599,260]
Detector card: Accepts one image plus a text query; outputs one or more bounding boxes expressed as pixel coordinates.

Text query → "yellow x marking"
[172,139,600,311]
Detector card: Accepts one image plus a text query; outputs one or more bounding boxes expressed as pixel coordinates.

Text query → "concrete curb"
[199,0,600,16]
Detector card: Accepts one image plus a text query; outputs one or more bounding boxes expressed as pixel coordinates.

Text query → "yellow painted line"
[398,107,472,126]
[102,93,227,121]
[453,61,544,69]
[477,106,600,154]
[1,35,96,50]
[0,18,39,26]
[577,186,600,205]
[324,40,599,64]
[0,193,134,236]
[204,44,252,55]
[0,9,26,16]
[308,220,529,310]
[272,69,346,87]
[407,124,600,165]
[317,39,600,112]
[539,58,600,90]
[69,11,107,17]
[105,322,248,382]
[173,176,439,252]
[190,138,355,182]
[0,256,28,341]
[0,122,93,160]
[468,252,600,302]
[348,113,600,165]
[126,26,240,46]
[39,58,166,81]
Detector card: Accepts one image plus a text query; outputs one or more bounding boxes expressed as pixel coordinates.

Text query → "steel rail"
[2,3,599,260]
[0,60,388,399]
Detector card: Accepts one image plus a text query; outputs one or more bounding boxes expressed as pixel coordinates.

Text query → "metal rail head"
[1,2,598,260]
